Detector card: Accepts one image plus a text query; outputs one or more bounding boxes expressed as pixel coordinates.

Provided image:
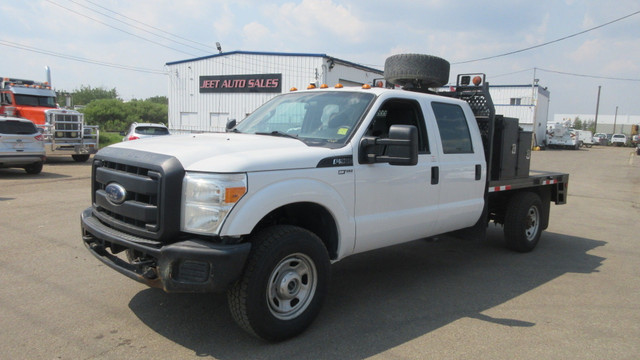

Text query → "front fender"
[220,171,355,259]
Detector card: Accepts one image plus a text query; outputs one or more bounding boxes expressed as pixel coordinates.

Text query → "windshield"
[135,126,170,135]
[0,120,38,134]
[234,91,375,148]
[14,94,56,108]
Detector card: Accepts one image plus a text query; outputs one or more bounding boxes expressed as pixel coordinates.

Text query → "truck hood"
[106,133,350,172]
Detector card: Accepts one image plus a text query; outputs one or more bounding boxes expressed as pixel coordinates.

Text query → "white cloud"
[242,22,271,48]
[262,0,367,43]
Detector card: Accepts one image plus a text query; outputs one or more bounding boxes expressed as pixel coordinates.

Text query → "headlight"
[181,173,247,235]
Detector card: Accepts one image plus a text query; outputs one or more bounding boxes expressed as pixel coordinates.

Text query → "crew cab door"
[353,97,441,254]
[427,100,486,232]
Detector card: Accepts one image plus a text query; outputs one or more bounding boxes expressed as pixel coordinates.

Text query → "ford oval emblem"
[105,183,127,205]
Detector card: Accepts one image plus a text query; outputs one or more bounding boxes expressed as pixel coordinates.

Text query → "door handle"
[431,166,439,185]
[475,164,482,180]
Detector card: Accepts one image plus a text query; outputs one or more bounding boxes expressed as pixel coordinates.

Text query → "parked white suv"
[0,116,46,174]
[122,123,170,141]
[611,134,627,146]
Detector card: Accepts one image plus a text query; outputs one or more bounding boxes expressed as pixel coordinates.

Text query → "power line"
[66,0,214,55]
[44,0,201,57]
[452,9,640,65]
[0,39,168,75]
[82,0,219,53]
[491,68,535,79]
[536,68,640,82]
[489,67,640,82]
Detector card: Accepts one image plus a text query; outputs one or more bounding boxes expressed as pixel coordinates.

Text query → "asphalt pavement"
[0,146,638,359]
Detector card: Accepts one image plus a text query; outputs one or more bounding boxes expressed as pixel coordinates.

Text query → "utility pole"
[613,106,618,134]
[594,86,601,133]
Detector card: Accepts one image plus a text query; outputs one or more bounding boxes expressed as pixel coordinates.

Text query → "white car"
[611,134,627,146]
[122,122,170,141]
[0,116,46,174]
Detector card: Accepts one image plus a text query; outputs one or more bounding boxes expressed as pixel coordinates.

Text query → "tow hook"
[142,267,158,279]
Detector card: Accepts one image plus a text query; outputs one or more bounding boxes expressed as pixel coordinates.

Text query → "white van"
[575,130,593,148]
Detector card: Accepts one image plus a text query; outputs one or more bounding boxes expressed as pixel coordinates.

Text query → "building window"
[510,98,522,105]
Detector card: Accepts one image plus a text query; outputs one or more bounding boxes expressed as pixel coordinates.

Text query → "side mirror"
[119,131,125,136]
[226,119,237,132]
[360,125,418,166]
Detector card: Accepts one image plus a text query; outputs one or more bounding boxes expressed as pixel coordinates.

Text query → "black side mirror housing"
[226,119,237,132]
[360,125,418,166]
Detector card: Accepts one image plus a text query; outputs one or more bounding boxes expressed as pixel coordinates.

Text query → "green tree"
[57,85,119,107]
[145,96,168,105]
[80,98,168,132]
[125,99,168,124]
[573,116,583,130]
[81,99,127,130]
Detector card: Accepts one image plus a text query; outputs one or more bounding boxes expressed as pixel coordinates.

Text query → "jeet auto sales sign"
[200,74,282,93]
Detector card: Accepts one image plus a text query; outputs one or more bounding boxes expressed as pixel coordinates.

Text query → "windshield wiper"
[255,131,300,140]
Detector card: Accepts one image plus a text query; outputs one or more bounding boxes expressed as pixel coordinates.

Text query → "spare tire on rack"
[384,54,450,89]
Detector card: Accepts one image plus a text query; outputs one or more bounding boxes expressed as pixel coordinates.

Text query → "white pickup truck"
[81,54,569,341]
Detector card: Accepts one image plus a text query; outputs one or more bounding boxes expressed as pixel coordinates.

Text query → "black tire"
[504,192,543,252]
[228,225,330,341]
[384,54,450,88]
[24,162,43,174]
[72,154,90,162]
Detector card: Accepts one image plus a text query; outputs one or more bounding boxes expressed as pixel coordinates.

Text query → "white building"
[553,113,640,135]
[165,51,383,133]
[489,84,550,146]
[166,51,551,144]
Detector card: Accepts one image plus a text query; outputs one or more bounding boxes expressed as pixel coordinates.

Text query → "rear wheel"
[228,225,330,341]
[72,154,90,162]
[24,162,43,174]
[504,192,543,252]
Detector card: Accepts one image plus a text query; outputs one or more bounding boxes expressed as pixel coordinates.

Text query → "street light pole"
[594,86,601,133]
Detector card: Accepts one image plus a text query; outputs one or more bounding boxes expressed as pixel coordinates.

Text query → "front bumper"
[45,143,98,155]
[81,207,251,293]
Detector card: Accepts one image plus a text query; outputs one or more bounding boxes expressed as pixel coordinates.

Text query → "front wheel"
[228,225,330,341]
[504,192,543,252]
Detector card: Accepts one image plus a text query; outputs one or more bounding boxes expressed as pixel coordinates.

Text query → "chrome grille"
[52,113,81,139]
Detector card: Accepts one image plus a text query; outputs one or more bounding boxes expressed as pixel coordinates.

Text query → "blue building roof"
[166,50,383,74]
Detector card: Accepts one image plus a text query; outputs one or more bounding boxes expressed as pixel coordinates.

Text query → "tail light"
[128,135,140,141]
[35,134,44,141]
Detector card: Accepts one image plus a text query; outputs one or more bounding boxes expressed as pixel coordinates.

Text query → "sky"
[1,0,639,119]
